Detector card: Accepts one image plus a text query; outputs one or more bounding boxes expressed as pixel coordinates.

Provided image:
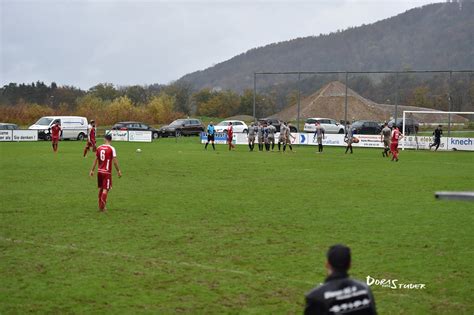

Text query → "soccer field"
[1,138,473,314]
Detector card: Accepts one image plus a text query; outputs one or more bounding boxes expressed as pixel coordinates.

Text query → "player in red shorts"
[83,120,97,157]
[49,120,62,153]
[390,126,403,162]
[227,122,235,151]
[89,134,122,212]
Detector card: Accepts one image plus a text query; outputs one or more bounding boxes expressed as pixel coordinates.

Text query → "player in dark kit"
[49,120,62,153]
[89,134,122,212]
[204,121,216,150]
[83,120,97,157]
[429,125,443,151]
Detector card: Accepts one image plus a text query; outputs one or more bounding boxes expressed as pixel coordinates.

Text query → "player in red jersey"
[390,126,403,162]
[83,120,97,157]
[227,122,235,151]
[89,134,122,212]
[49,120,62,153]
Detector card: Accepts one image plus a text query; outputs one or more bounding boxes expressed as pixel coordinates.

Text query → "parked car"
[304,118,345,134]
[0,123,19,130]
[112,121,160,139]
[388,118,419,135]
[351,120,382,135]
[29,116,88,140]
[159,118,204,137]
[214,120,248,133]
[258,118,298,133]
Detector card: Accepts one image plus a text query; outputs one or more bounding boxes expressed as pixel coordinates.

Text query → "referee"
[204,121,216,150]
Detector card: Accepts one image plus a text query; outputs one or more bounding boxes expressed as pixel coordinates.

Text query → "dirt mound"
[271,81,468,123]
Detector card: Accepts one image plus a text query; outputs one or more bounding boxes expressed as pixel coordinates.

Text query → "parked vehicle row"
[302,117,420,135]
[3,116,421,140]
[350,118,419,135]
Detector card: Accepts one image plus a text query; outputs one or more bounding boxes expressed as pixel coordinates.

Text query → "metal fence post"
[344,72,348,127]
[253,73,256,122]
[297,72,301,131]
[447,71,453,148]
[394,71,399,125]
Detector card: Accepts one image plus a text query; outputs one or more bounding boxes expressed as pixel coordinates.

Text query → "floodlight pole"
[344,72,348,127]
[297,72,301,131]
[253,73,257,122]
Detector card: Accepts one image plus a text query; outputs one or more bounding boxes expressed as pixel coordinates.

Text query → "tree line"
[1,72,472,126]
[0,81,276,125]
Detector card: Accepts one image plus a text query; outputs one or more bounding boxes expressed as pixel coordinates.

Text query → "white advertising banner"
[199,131,474,151]
[12,130,38,141]
[105,130,128,141]
[0,130,13,141]
[446,137,474,151]
[402,135,442,150]
[128,130,152,142]
[300,133,346,146]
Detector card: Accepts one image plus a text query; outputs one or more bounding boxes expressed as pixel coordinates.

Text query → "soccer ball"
[136,149,142,153]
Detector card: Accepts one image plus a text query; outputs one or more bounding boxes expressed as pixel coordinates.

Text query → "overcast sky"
[1,0,436,89]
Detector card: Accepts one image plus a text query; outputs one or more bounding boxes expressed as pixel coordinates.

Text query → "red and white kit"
[390,128,401,160]
[88,125,96,147]
[96,144,116,190]
[51,124,61,142]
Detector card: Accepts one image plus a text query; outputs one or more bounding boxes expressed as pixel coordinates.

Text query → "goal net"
[401,110,474,150]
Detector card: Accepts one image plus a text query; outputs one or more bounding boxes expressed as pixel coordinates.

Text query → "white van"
[29,116,88,140]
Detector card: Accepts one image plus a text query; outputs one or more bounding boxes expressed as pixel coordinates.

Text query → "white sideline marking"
[0,236,313,285]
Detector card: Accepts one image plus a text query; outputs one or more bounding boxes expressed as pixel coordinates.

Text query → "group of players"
[46,118,441,212]
[379,122,403,162]
[204,121,296,152]
[203,120,405,161]
[48,119,121,212]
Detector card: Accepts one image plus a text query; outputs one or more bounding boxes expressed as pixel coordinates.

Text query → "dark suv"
[111,121,160,139]
[258,118,298,133]
[351,120,382,135]
[159,118,204,137]
[388,118,419,135]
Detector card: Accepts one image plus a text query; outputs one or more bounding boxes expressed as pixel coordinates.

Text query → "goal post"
[401,111,474,150]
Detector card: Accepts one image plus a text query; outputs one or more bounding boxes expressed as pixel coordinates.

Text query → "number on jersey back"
[96,145,116,174]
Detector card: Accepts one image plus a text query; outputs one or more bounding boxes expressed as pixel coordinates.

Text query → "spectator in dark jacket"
[304,244,377,315]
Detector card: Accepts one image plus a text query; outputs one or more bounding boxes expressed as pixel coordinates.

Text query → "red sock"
[83,147,88,157]
[98,189,103,209]
[101,190,108,210]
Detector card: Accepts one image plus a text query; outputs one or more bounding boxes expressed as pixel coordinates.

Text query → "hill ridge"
[179,2,474,92]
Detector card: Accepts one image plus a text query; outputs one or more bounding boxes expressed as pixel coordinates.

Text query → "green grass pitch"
[1,138,473,314]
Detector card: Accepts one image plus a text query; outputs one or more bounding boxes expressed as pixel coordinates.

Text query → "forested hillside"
[179,2,474,92]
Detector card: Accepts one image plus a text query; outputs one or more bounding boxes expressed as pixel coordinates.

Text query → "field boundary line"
[0,236,314,286]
